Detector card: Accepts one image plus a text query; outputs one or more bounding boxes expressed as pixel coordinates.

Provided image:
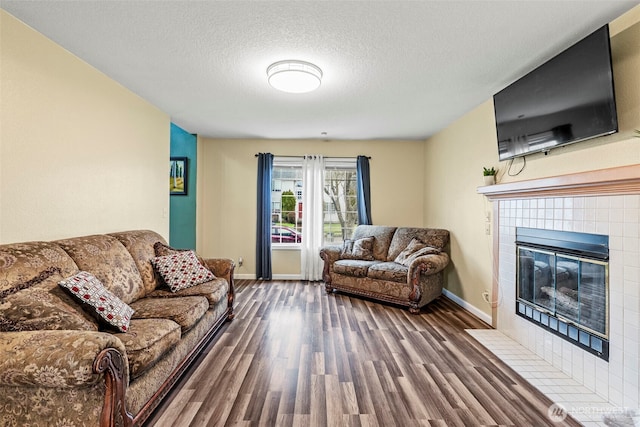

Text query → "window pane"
[323,165,357,244]
[272,164,303,245]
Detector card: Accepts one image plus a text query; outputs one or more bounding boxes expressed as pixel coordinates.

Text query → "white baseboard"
[442,289,493,326]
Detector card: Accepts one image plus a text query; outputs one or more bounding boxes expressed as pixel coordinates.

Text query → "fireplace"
[516,227,609,360]
[477,165,640,408]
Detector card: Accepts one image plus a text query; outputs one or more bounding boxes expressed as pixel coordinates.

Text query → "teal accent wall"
[170,123,197,249]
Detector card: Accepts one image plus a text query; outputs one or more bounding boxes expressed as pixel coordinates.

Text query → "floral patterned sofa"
[320,225,449,313]
[0,230,234,427]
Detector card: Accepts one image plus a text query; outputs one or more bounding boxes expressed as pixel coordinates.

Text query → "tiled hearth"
[467,329,617,425]
[477,165,640,420]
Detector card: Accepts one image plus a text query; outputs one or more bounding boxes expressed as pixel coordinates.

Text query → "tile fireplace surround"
[478,164,640,412]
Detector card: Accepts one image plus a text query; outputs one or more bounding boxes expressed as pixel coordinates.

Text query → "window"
[323,159,357,244]
[271,160,303,246]
[271,157,357,247]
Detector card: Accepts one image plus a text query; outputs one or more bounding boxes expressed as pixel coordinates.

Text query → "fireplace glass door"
[517,246,608,338]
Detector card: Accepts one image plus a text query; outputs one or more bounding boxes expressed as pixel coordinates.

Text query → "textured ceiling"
[2,1,638,140]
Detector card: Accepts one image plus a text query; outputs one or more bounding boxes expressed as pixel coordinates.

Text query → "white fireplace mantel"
[477,164,640,200]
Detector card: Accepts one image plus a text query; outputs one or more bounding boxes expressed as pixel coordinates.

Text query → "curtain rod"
[254,154,371,159]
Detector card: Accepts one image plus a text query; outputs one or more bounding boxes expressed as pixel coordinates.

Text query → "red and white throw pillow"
[151,250,215,292]
[58,271,134,332]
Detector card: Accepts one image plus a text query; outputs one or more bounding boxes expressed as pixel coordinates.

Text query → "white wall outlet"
[482,290,490,303]
[238,257,243,267]
[485,223,491,235]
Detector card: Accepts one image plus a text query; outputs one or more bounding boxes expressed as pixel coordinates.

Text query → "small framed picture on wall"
[170,157,188,195]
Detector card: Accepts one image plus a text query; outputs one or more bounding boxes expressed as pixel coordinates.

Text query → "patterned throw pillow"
[1,288,98,332]
[58,271,134,332]
[341,236,375,261]
[151,250,215,292]
[0,266,61,299]
[153,241,206,265]
[153,241,187,257]
[0,317,24,332]
[394,238,441,267]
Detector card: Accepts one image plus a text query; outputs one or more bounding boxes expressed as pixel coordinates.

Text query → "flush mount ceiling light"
[267,60,322,94]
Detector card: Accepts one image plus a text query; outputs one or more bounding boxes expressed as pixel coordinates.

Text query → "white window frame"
[270,156,357,249]
[323,158,357,245]
[271,157,303,249]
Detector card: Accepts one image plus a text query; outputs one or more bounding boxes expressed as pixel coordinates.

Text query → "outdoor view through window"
[271,159,357,245]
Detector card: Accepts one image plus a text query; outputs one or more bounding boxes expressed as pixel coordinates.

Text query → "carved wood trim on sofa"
[325,282,417,312]
[94,348,134,427]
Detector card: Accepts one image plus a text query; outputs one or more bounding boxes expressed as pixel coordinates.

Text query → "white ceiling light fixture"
[267,60,323,94]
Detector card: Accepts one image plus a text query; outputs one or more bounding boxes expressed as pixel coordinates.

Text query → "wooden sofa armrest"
[319,246,342,284]
[94,348,134,427]
[0,330,132,427]
[319,245,342,260]
[407,252,450,279]
[407,252,450,313]
[202,258,234,282]
[0,330,128,388]
[202,258,236,319]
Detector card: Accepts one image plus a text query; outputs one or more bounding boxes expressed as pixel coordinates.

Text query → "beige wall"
[196,138,425,277]
[0,11,170,243]
[423,6,640,317]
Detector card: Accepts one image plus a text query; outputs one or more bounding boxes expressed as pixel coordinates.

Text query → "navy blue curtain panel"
[256,153,273,280]
[356,155,372,225]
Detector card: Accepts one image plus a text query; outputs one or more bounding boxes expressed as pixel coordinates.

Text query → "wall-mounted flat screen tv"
[493,25,617,161]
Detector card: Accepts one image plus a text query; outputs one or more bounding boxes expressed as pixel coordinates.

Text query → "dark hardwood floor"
[144,280,581,426]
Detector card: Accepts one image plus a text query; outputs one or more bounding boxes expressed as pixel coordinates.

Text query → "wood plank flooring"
[144,280,581,426]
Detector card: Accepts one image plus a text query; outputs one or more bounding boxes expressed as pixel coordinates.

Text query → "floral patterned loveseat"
[0,230,234,427]
[320,225,449,313]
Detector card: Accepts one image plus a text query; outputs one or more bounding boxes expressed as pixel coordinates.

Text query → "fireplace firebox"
[516,227,609,360]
